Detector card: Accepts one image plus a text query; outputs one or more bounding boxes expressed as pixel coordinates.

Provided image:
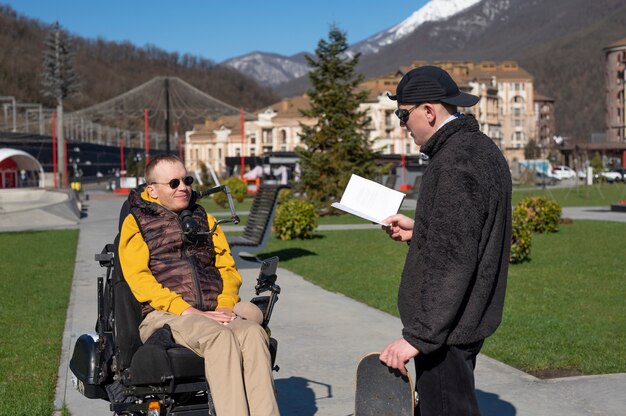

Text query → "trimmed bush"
[514,196,562,233]
[273,198,319,240]
[510,208,532,263]
[212,177,248,207]
[277,187,293,205]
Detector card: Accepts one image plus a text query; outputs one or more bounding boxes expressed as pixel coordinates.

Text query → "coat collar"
[419,114,480,160]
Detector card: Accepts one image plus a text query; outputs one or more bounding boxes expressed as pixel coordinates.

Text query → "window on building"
[385,111,394,129]
[250,147,256,156]
[235,148,240,157]
[250,135,256,144]
[262,129,272,144]
[218,149,222,159]
[280,130,287,144]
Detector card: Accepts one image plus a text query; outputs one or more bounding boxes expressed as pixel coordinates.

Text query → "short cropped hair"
[145,154,183,183]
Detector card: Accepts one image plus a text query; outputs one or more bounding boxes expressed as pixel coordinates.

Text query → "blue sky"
[2,1,428,63]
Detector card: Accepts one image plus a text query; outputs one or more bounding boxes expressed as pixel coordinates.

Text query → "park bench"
[227,183,287,262]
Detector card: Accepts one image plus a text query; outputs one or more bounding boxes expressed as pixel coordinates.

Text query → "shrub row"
[221,178,562,262]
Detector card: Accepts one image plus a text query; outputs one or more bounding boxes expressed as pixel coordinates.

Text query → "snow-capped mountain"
[350,0,482,55]
[223,0,482,87]
[223,52,310,87]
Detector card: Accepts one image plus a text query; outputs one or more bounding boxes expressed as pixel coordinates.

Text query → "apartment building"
[186,61,551,176]
[185,96,315,176]
[357,74,417,156]
[534,93,556,157]
[402,61,503,149]
[604,36,626,143]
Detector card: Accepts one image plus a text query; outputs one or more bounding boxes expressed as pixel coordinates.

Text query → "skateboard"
[355,352,415,416]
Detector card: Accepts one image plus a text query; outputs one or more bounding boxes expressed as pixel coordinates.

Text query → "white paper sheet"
[331,174,406,225]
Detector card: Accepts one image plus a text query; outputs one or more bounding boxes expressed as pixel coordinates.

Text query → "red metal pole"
[402,134,406,185]
[144,109,150,165]
[64,139,68,188]
[120,136,125,178]
[400,130,410,191]
[52,111,57,189]
[240,107,245,179]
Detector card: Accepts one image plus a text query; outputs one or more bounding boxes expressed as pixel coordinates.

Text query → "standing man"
[118,154,279,416]
[380,66,512,416]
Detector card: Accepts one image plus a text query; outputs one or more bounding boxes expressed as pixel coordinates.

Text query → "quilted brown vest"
[127,188,223,317]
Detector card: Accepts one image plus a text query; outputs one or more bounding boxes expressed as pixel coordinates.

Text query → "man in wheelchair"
[115,154,279,415]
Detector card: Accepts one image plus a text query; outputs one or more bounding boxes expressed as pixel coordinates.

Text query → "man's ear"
[423,103,437,124]
[146,184,159,199]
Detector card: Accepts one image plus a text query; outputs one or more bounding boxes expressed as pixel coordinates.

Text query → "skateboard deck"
[355,352,415,416]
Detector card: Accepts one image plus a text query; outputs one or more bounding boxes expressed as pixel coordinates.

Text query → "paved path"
[1,189,625,415]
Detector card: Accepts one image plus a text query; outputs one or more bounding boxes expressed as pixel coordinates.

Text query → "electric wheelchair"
[69,186,281,415]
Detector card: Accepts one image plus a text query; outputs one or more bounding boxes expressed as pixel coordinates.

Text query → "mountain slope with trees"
[0,5,279,115]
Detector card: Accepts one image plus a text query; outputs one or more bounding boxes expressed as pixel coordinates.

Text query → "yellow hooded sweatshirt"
[118,188,241,315]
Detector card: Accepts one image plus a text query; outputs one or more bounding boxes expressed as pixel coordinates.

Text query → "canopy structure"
[0,148,45,188]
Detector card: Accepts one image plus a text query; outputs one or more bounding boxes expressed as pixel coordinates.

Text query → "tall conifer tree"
[296,25,386,213]
[41,21,80,186]
[41,22,80,102]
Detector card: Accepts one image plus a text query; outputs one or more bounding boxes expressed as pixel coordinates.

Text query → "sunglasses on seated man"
[394,103,422,124]
[151,175,194,189]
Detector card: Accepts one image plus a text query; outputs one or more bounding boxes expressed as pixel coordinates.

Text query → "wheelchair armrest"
[95,243,115,267]
[95,252,114,266]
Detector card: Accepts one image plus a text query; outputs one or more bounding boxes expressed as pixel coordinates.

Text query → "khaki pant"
[140,310,280,416]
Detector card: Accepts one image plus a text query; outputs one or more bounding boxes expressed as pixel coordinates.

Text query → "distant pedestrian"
[380,66,512,416]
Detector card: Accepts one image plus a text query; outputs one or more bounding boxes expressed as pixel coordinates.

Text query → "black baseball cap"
[388,66,480,107]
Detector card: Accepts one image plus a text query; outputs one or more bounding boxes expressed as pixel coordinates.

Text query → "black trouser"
[414,340,484,416]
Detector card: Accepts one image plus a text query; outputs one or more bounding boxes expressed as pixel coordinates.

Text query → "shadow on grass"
[476,389,516,415]
[260,248,318,262]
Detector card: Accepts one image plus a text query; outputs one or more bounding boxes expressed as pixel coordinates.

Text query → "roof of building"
[268,95,311,118]
[605,36,626,50]
[358,74,400,101]
[194,114,241,135]
[399,60,533,84]
[534,92,555,102]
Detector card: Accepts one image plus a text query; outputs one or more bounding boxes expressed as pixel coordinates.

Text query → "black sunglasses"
[151,175,194,189]
[394,104,421,124]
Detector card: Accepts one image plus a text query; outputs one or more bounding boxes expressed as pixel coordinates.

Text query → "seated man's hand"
[182,306,236,324]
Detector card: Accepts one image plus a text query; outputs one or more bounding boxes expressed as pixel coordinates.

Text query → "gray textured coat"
[399,115,512,355]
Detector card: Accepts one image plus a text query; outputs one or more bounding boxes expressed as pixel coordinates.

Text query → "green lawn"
[0,230,79,415]
[482,220,626,375]
[260,220,626,376]
[512,182,626,207]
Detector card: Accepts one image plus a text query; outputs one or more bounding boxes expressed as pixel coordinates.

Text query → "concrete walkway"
[1,189,625,415]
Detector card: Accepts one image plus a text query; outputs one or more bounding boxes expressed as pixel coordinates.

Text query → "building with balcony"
[185,96,315,177]
[604,36,626,143]
[534,93,556,157]
[186,61,552,176]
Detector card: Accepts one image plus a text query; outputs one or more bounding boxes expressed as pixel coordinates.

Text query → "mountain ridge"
[231,0,626,140]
